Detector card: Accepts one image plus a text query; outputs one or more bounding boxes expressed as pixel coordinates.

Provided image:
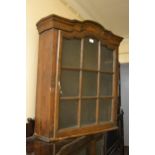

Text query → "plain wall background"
[26,0,82,118]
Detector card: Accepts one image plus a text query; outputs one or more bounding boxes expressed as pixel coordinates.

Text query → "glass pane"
[99,99,112,122]
[101,45,114,72]
[62,38,81,68]
[83,38,98,69]
[82,72,97,96]
[81,99,96,126]
[60,70,79,97]
[59,100,78,129]
[100,73,113,96]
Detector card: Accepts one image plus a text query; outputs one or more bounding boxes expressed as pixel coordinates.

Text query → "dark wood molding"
[36,14,123,46]
[26,117,125,154]
[26,133,103,155]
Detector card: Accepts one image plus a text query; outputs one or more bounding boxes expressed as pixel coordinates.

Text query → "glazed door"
[55,30,118,139]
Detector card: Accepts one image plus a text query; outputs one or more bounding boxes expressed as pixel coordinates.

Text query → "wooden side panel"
[35,29,58,138]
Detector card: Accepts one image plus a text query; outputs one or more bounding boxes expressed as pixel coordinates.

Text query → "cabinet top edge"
[36,14,123,43]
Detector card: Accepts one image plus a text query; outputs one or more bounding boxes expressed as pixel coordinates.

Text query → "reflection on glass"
[101,45,114,72]
[99,99,112,122]
[81,99,96,126]
[60,70,79,96]
[62,38,81,68]
[83,38,98,69]
[82,72,97,96]
[100,73,113,96]
[59,100,78,129]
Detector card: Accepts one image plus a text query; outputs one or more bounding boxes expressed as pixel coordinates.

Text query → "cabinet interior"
[59,37,115,130]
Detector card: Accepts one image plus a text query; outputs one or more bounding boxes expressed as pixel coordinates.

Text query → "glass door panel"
[58,33,116,134]
[81,99,96,126]
[99,99,112,122]
[60,70,79,97]
[83,38,98,70]
[82,71,97,96]
[101,45,114,72]
[59,100,78,129]
[61,38,81,68]
[99,73,113,96]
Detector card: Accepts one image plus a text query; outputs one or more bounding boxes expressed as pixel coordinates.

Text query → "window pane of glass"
[101,45,114,72]
[100,73,113,96]
[83,38,98,69]
[99,99,112,122]
[81,99,96,126]
[82,72,97,96]
[62,38,81,68]
[60,70,79,97]
[59,100,78,129]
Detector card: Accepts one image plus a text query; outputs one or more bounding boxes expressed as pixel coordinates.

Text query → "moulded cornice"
[37,14,123,46]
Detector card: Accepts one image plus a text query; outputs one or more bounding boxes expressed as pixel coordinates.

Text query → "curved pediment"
[37,14,123,46]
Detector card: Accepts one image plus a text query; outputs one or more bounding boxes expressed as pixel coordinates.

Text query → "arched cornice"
[37,14,123,46]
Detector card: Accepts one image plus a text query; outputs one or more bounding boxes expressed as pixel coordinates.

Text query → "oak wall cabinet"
[34,14,123,142]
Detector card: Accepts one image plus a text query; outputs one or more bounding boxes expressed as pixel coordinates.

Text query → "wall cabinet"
[34,14,123,142]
